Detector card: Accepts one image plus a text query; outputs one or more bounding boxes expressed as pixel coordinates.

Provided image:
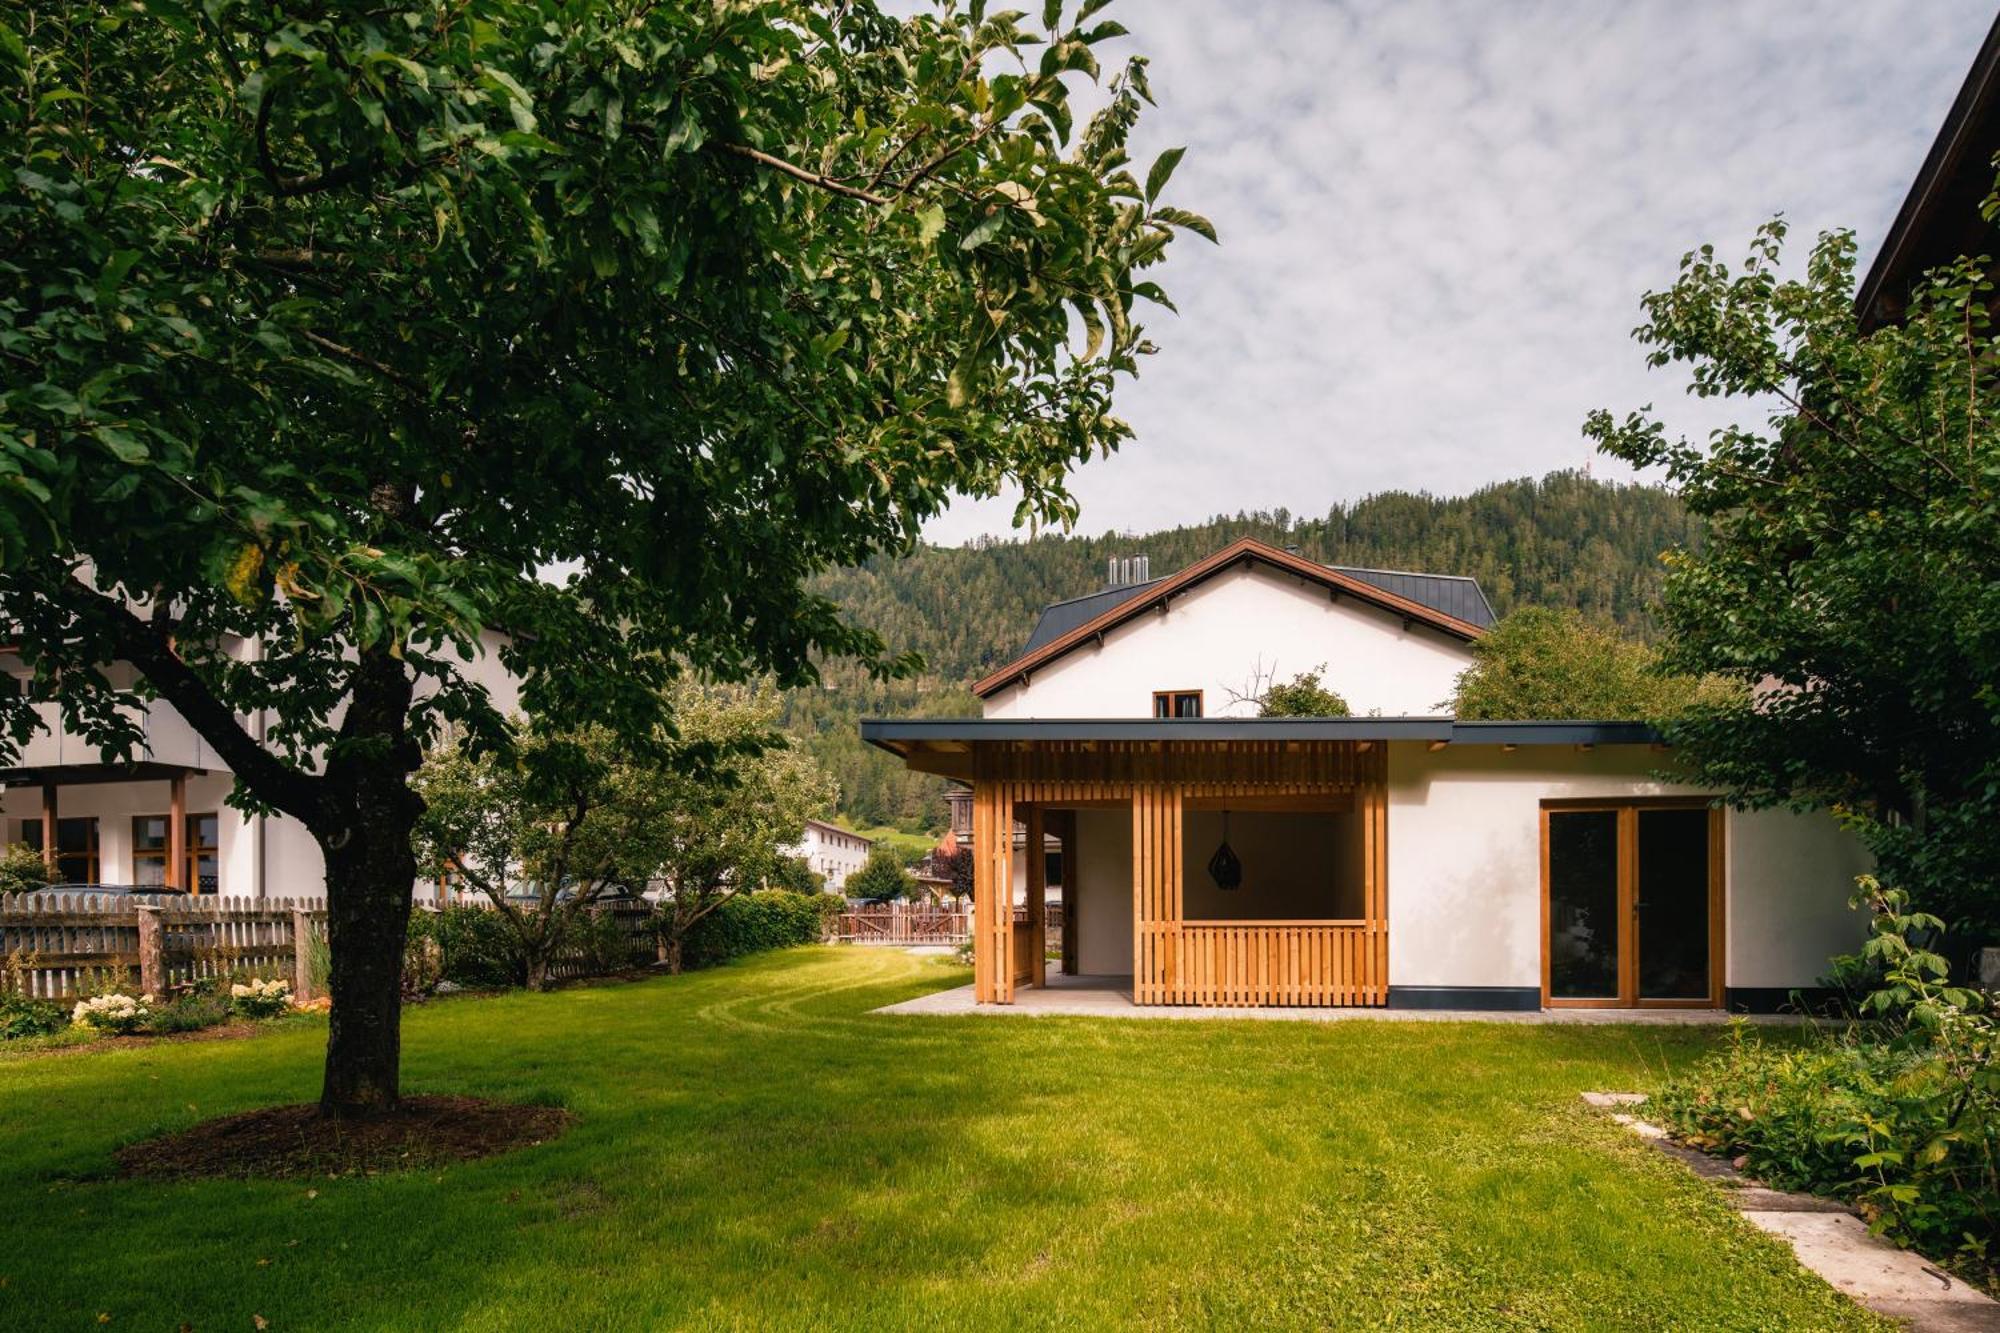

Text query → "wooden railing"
[829,903,1061,947]
[2,891,325,1000]
[1141,921,1382,1007]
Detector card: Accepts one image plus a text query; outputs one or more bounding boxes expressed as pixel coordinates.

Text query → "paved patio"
[874,970,1804,1024]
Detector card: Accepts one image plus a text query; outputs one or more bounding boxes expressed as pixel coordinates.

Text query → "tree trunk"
[319,819,418,1116]
[661,932,683,974]
[317,647,424,1118]
[526,952,550,992]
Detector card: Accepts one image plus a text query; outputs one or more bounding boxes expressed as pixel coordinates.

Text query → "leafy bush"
[1655,881,1997,1283]
[145,990,232,1035]
[0,842,55,895]
[0,991,65,1040]
[71,993,150,1034]
[402,933,443,999]
[410,906,523,988]
[846,848,917,904]
[680,891,839,971]
[230,977,292,1018]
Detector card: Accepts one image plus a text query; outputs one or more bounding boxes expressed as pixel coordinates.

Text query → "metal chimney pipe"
[1137,555,1150,582]
[1107,556,1120,587]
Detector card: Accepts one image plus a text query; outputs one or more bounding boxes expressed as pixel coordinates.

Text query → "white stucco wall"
[3,629,522,901]
[1726,807,1872,987]
[1386,743,1870,993]
[983,564,1473,719]
[1073,808,1134,975]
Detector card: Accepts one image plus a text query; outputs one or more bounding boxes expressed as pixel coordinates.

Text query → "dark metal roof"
[1019,580,1165,655]
[861,717,1661,749]
[1329,566,1496,629]
[1018,562,1494,657]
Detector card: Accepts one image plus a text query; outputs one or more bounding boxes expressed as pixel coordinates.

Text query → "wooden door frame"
[1539,798,1725,1009]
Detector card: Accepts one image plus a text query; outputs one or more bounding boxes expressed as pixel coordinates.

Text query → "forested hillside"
[786,470,1696,833]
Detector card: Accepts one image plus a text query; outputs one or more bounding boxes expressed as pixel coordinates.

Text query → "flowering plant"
[71,992,150,1035]
[229,977,292,1018]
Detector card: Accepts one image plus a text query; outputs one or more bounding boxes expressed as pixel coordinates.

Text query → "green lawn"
[1,948,1884,1331]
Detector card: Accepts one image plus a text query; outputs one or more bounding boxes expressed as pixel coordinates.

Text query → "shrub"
[680,891,839,971]
[1655,881,1997,1283]
[410,905,523,988]
[145,990,233,1035]
[402,933,443,999]
[0,843,55,896]
[71,993,151,1034]
[846,848,917,904]
[229,977,292,1018]
[0,992,65,1040]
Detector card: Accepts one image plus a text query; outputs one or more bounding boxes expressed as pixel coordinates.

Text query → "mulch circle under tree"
[117,1096,574,1181]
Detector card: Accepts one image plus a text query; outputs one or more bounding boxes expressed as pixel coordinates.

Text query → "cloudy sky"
[922,0,1996,544]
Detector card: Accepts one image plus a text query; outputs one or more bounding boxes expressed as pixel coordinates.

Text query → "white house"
[0,633,519,902]
[863,537,1869,1013]
[790,817,874,895]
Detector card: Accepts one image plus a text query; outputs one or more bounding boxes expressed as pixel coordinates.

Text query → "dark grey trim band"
[859,716,1662,749]
[1725,987,1846,1017]
[1386,985,1542,1012]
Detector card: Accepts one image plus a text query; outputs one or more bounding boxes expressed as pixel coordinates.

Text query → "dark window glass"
[1548,810,1619,999]
[1638,808,1710,1000]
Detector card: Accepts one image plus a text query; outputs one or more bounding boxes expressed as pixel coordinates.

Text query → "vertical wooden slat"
[1025,802,1046,989]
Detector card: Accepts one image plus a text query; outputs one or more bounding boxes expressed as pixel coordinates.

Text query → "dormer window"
[1153,690,1203,719]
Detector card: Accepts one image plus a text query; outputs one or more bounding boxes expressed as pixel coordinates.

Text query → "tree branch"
[718,142,891,205]
[90,591,326,827]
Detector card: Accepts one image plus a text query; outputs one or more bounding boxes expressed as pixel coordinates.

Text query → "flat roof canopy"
[861,717,1663,778]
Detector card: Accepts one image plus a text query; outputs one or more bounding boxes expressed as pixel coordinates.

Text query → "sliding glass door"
[1543,801,1721,1008]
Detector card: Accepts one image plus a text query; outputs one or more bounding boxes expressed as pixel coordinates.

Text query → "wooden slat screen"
[970,740,1388,1008]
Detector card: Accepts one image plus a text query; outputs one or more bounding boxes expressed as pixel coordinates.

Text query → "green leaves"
[1144,146,1183,203]
[1592,219,2000,941]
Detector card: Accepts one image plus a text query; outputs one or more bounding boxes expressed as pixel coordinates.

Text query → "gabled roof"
[1015,561,1496,659]
[974,537,1489,698]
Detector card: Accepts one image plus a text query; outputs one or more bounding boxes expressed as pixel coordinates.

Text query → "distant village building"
[789,817,873,895]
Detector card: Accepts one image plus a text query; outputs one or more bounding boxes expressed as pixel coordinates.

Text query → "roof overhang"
[0,761,209,788]
[862,717,1663,776]
[1856,10,2000,330]
[970,537,1488,698]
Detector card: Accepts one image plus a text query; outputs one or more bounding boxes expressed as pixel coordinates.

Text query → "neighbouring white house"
[0,632,520,902]
[790,817,874,895]
[863,537,1870,1013]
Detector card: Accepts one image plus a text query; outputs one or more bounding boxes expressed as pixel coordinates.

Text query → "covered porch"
[871,725,1391,1008]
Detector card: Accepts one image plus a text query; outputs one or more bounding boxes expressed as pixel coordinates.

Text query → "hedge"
[682,891,841,971]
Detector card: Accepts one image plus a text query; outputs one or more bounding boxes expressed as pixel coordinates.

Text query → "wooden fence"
[830,903,1061,947]
[1,891,325,1001]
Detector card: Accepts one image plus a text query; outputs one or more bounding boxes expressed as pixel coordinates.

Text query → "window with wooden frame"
[1540,798,1723,1008]
[133,813,220,893]
[24,817,99,884]
[1152,689,1203,718]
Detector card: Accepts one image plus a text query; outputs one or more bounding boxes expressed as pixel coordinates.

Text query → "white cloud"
[922,0,1993,543]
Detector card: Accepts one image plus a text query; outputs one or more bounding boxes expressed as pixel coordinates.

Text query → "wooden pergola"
[953,738,1389,1007]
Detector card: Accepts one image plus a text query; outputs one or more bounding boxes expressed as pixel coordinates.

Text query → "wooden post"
[135,904,163,997]
[166,771,187,893]
[291,906,314,1001]
[1025,804,1046,988]
[39,781,56,874]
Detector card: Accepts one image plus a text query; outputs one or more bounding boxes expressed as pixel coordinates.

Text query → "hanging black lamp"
[1207,808,1242,891]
